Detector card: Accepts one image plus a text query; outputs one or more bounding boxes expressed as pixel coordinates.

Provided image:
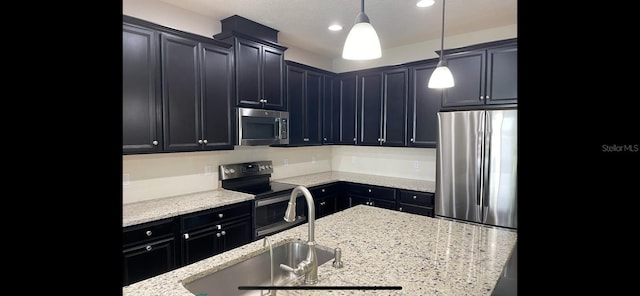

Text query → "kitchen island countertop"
[122,205,517,295]
[123,171,435,227]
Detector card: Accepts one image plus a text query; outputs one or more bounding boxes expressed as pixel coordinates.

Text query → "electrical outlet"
[123,174,130,186]
[284,159,289,166]
[204,165,212,176]
[413,161,420,169]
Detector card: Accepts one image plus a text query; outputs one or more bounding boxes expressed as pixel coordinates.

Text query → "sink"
[183,241,335,296]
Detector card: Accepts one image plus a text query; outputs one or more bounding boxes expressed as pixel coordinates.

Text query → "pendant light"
[342,0,382,60]
[428,0,454,88]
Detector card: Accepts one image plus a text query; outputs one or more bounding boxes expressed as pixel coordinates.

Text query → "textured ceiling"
[157,0,517,59]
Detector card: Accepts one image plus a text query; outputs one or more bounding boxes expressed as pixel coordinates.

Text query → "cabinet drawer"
[398,204,434,217]
[123,218,176,247]
[310,183,340,198]
[398,190,434,207]
[181,201,252,232]
[347,183,395,201]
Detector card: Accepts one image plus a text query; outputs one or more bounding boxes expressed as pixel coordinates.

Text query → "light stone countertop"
[122,205,517,296]
[123,171,435,227]
[274,171,436,193]
[123,189,254,227]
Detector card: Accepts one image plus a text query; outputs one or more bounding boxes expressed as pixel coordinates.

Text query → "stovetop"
[219,161,298,199]
[231,181,298,198]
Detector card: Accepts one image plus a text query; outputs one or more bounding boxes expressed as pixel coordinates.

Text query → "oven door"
[254,193,306,239]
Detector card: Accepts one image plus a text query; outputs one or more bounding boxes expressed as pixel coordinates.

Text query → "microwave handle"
[275,118,280,139]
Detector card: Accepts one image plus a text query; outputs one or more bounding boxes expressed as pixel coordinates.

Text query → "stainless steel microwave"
[236,107,289,146]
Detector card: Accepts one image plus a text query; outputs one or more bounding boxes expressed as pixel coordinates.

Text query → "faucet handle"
[332,248,343,268]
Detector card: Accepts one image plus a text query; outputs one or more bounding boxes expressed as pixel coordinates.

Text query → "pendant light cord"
[361,0,365,13]
[439,0,446,61]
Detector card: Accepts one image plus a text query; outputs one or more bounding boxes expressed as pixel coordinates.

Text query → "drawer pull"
[145,230,152,236]
[145,245,152,251]
[216,225,222,230]
[413,195,417,200]
[368,189,372,193]
[216,233,221,238]
[399,207,403,211]
[221,231,226,236]
[218,213,224,219]
[184,233,190,239]
[321,189,325,193]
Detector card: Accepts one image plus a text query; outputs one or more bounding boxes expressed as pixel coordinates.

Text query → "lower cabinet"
[122,218,179,286]
[180,201,252,265]
[310,182,346,218]
[397,189,435,217]
[346,183,397,210]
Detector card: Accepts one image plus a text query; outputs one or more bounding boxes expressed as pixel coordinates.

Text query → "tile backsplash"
[123,146,435,204]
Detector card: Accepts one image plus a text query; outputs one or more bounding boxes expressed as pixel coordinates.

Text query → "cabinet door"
[122,24,162,154]
[322,75,335,144]
[486,46,518,105]
[336,75,358,144]
[182,226,218,265]
[408,62,441,148]
[218,218,252,253]
[286,65,305,145]
[201,43,234,150]
[359,72,383,146]
[235,38,262,107]
[349,195,369,207]
[160,33,202,152]
[262,45,285,110]
[122,237,176,286]
[382,68,408,147]
[305,71,323,145]
[315,195,337,218]
[369,198,396,210]
[442,50,486,107]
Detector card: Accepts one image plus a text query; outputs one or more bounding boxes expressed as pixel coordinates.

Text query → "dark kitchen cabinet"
[321,75,336,144]
[122,16,234,155]
[214,34,287,110]
[310,182,346,218]
[160,33,234,152]
[122,218,178,286]
[397,189,435,217]
[358,71,383,146]
[334,73,358,145]
[441,39,517,108]
[346,183,397,210]
[285,61,323,145]
[122,23,162,154]
[180,201,252,265]
[408,60,441,148]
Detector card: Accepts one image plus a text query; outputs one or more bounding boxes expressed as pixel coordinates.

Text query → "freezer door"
[482,109,517,229]
[435,110,485,223]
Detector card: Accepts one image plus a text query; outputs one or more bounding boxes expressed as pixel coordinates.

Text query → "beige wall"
[123,146,436,204]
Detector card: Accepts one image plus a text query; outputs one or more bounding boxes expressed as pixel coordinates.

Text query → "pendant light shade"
[342,0,381,60]
[428,0,454,88]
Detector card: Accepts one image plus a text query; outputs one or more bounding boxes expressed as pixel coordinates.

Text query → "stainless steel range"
[219,160,306,239]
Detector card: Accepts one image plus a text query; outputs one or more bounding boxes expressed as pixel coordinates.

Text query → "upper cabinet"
[123,23,162,154]
[441,39,517,108]
[122,16,234,155]
[214,15,288,111]
[334,73,358,145]
[160,33,234,152]
[285,61,326,146]
[408,60,441,148]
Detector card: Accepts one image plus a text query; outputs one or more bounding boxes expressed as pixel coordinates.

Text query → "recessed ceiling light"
[328,24,343,31]
[417,0,435,7]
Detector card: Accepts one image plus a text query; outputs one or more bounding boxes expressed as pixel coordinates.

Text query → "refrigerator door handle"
[477,111,486,213]
[482,111,492,223]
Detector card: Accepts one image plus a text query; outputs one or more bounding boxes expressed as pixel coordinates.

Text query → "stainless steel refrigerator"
[435,109,517,229]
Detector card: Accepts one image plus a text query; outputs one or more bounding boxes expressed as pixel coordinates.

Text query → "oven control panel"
[219,160,274,180]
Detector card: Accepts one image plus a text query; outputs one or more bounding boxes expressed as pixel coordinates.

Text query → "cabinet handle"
[320,202,326,206]
[152,140,158,146]
[203,139,208,144]
[321,189,325,192]
[324,138,327,141]
[198,139,203,144]
[353,137,357,141]
[145,230,152,236]
[216,233,221,237]
[399,207,403,211]
[410,138,414,143]
[381,138,385,143]
[145,245,152,251]
[184,233,189,239]
[480,95,484,100]
[221,231,226,236]
[371,201,375,206]
[486,95,490,99]
[218,213,224,219]
[413,195,417,200]
[216,225,222,230]
[368,189,372,193]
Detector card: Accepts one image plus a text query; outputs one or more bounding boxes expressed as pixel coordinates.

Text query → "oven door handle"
[255,195,292,207]
[257,217,307,238]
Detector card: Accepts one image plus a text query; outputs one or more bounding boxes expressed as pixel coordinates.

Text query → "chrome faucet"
[279,186,318,285]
